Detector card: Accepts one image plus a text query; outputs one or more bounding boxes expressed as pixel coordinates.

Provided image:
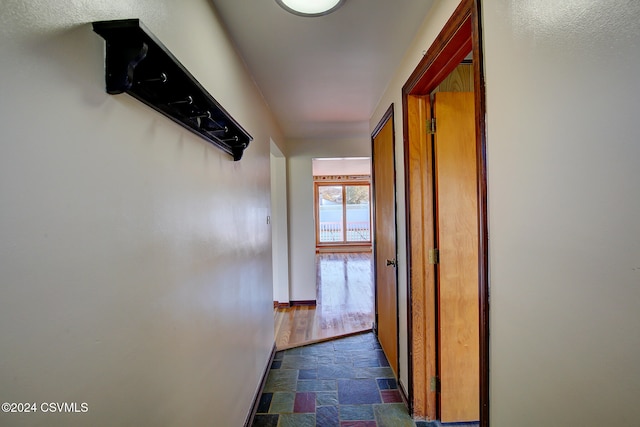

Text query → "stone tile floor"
[251,332,416,427]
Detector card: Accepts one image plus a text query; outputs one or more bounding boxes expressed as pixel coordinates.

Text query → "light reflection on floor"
[274,252,374,350]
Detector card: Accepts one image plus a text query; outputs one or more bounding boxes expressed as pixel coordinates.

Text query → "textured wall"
[0,0,282,425]
[484,1,640,424]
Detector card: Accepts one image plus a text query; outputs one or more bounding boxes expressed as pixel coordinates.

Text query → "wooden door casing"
[402,0,489,424]
[406,94,437,420]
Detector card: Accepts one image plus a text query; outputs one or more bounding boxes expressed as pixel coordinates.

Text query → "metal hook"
[206,126,228,135]
[168,95,193,106]
[138,72,168,84]
[191,111,211,120]
[202,117,228,133]
[220,135,239,143]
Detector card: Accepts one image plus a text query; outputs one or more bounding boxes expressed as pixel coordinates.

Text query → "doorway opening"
[312,157,374,346]
[402,0,488,425]
[274,157,375,350]
[270,139,290,307]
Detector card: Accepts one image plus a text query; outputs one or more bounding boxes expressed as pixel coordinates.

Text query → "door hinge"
[427,117,436,134]
[428,248,439,265]
[430,376,440,392]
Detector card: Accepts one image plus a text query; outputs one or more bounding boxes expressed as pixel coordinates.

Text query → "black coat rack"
[92,19,253,161]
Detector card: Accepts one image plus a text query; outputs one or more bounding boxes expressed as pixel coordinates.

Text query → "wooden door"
[433,92,479,422]
[372,107,398,376]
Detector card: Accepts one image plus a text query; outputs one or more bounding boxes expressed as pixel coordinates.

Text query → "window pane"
[345,185,370,242]
[318,186,343,242]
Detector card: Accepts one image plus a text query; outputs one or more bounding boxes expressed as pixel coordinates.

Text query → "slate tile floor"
[252,332,416,427]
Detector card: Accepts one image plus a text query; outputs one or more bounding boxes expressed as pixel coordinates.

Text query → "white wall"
[312,157,371,176]
[271,142,290,304]
[483,1,640,425]
[0,1,283,426]
[287,138,370,301]
[372,0,640,424]
[369,0,463,395]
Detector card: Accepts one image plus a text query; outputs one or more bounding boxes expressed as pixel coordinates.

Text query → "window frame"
[313,176,372,248]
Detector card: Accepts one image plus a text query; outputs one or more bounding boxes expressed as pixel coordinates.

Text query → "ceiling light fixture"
[276,0,345,17]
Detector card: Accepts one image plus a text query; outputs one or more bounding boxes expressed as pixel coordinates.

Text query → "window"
[315,180,371,245]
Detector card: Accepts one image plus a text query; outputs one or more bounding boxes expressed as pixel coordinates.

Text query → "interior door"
[372,107,398,376]
[433,92,479,422]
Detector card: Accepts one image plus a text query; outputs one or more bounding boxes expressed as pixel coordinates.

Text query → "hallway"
[252,332,414,427]
[275,253,375,350]
[254,332,481,427]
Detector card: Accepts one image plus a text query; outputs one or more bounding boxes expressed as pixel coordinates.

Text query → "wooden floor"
[274,252,375,350]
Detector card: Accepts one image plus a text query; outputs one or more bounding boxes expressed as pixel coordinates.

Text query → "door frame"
[402,0,489,424]
[371,104,399,376]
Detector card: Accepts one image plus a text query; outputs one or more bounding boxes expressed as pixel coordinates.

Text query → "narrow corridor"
[252,332,414,427]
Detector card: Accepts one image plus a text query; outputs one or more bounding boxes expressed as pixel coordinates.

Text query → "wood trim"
[402,0,489,424]
[401,77,413,415]
[314,174,370,182]
[314,181,372,247]
[472,2,490,425]
[290,300,316,307]
[404,94,437,420]
[314,182,322,247]
[402,0,473,96]
[244,344,277,427]
[372,104,394,139]
[274,301,291,309]
[315,245,372,253]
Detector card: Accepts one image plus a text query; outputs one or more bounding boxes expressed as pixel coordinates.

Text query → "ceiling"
[210,0,436,140]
